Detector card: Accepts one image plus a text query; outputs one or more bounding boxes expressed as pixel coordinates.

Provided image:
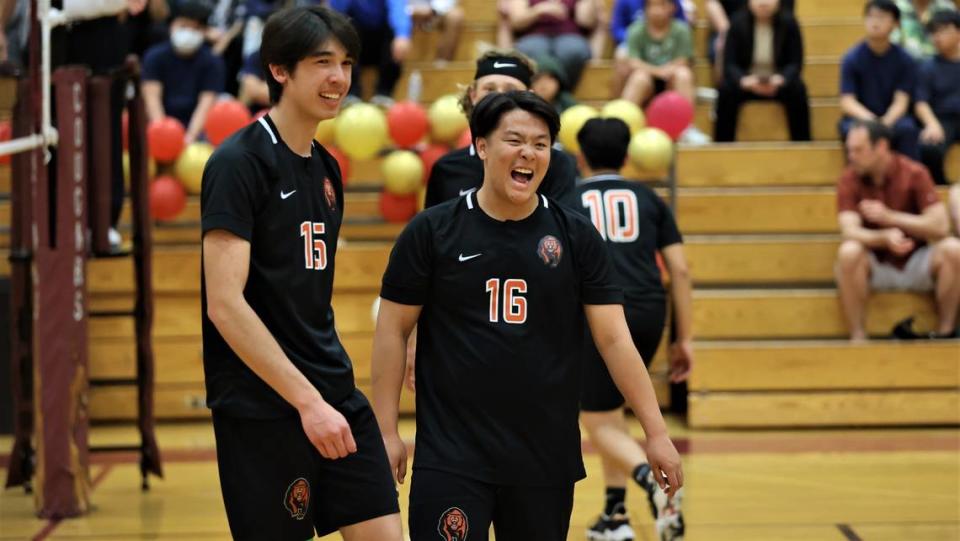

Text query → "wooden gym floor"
[1,417,957,540]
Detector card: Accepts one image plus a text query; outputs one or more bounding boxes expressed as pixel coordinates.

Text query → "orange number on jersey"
[300,221,328,270]
[581,189,640,243]
[485,278,528,324]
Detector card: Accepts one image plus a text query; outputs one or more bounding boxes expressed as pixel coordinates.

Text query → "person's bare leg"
[621,68,655,105]
[340,512,403,541]
[581,409,649,478]
[836,240,871,341]
[436,6,464,61]
[670,65,696,104]
[610,51,632,97]
[930,237,960,334]
[949,184,960,236]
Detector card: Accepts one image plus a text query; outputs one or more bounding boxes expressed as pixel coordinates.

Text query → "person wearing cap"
[424,48,577,209]
[142,0,225,144]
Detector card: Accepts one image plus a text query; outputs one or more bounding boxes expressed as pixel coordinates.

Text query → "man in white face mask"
[142,0,225,144]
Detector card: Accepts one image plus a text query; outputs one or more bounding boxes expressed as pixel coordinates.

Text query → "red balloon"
[147,117,186,163]
[327,146,350,185]
[205,99,252,146]
[645,91,694,141]
[387,101,429,148]
[419,144,448,183]
[149,175,187,221]
[456,129,472,149]
[0,121,11,165]
[121,111,129,150]
[379,191,418,223]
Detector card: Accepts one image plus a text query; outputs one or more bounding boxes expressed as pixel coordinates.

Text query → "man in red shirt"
[836,120,960,341]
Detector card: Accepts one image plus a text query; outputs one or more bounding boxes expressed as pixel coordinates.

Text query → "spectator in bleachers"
[836,120,960,341]
[0,0,28,68]
[714,0,810,141]
[893,0,957,58]
[238,50,271,113]
[143,0,225,144]
[531,54,578,112]
[329,0,412,106]
[407,0,464,62]
[610,0,690,51]
[505,0,600,90]
[915,10,960,185]
[950,183,960,235]
[838,0,921,160]
[703,0,792,82]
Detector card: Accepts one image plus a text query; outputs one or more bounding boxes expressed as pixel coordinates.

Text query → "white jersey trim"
[257,116,277,145]
[541,194,549,208]
[466,190,475,209]
[580,173,625,184]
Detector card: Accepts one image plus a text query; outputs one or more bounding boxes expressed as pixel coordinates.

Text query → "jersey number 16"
[486,278,527,324]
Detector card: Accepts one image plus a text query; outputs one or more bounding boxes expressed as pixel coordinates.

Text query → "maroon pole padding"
[32,66,91,518]
[86,76,112,255]
[125,61,162,480]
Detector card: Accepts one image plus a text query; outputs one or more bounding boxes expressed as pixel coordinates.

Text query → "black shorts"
[408,468,574,541]
[212,389,400,540]
[580,299,667,412]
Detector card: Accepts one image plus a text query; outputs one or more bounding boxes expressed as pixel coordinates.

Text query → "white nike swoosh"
[459,188,476,196]
[281,189,296,200]
[458,253,482,262]
[493,62,516,68]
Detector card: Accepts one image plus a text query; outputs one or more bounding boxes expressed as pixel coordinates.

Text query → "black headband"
[474,56,533,88]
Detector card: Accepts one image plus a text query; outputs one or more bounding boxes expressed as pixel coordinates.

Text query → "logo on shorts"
[323,177,337,211]
[537,235,563,268]
[283,477,310,520]
[437,506,469,541]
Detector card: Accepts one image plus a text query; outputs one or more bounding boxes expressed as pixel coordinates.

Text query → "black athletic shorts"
[212,389,400,540]
[580,299,667,412]
[408,468,575,541]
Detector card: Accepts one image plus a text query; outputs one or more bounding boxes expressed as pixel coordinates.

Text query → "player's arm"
[661,243,693,383]
[585,304,683,496]
[370,299,422,484]
[203,229,357,459]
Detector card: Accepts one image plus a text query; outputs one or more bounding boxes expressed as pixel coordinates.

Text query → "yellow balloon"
[122,151,157,188]
[602,99,646,134]
[558,104,599,154]
[314,118,337,145]
[335,103,388,161]
[628,128,674,174]
[174,142,215,194]
[428,94,468,144]
[382,150,424,195]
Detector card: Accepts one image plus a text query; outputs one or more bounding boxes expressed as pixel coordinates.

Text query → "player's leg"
[491,483,575,541]
[340,514,403,541]
[929,238,960,335]
[835,240,872,341]
[581,408,640,541]
[408,468,495,541]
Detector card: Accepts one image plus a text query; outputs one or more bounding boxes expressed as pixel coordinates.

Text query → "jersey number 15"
[581,189,639,243]
[300,221,328,270]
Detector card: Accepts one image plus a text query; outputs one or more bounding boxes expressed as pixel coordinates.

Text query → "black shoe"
[586,512,635,541]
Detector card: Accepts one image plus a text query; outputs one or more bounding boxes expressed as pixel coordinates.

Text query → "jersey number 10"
[486,278,527,324]
[300,221,328,270]
[581,189,639,243]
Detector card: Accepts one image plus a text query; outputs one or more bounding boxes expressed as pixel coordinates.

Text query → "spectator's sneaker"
[679,126,711,146]
[642,470,685,541]
[108,227,123,252]
[586,512,635,541]
[370,94,395,109]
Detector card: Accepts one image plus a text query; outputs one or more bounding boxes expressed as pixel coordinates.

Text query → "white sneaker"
[679,126,711,146]
[108,227,122,250]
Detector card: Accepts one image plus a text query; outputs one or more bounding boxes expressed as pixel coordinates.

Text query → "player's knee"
[836,240,867,267]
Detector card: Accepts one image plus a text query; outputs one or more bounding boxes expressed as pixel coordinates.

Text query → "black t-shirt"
[201,115,354,418]
[380,192,623,486]
[424,145,578,208]
[573,174,682,304]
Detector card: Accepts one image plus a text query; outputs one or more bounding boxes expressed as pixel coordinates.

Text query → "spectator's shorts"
[869,246,934,291]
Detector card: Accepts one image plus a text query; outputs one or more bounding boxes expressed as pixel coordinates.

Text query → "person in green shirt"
[892,0,957,58]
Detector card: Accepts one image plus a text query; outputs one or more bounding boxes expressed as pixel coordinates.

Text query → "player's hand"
[859,199,891,226]
[884,228,915,256]
[299,398,357,460]
[382,432,408,484]
[668,340,693,383]
[391,37,411,62]
[921,122,945,144]
[645,434,683,498]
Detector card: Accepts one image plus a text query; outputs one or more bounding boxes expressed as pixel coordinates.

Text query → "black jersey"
[201,115,354,418]
[424,145,578,208]
[380,192,623,486]
[573,174,683,304]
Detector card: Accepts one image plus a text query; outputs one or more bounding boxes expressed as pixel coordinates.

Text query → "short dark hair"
[469,91,560,146]
[928,9,960,32]
[260,6,361,104]
[848,119,893,146]
[644,0,677,8]
[577,117,630,171]
[864,0,900,22]
[174,0,213,25]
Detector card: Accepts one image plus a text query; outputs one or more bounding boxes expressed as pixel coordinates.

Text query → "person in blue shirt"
[239,50,270,114]
[142,0,225,143]
[915,10,960,185]
[328,0,412,106]
[838,0,920,160]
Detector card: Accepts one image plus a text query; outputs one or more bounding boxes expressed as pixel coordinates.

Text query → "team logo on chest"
[437,507,469,540]
[323,177,337,211]
[537,235,563,268]
[283,477,310,520]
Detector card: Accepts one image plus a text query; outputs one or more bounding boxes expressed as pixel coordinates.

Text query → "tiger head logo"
[283,478,310,520]
[323,177,337,211]
[537,235,563,268]
[437,506,469,541]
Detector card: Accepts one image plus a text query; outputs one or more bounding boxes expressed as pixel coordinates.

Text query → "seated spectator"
[237,50,270,113]
[407,0,464,62]
[531,55,578,112]
[142,0,225,144]
[610,0,690,52]
[329,0,412,106]
[704,0,792,81]
[714,0,810,141]
[951,183,960,235]
[892,0,957,58]
[836,121,960,341]
[838,0,920,160]
[916,10,960,185]
[506,0,599,90]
